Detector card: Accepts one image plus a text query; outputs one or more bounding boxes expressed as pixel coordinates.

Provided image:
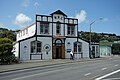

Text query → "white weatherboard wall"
[20,37,36,61]
[13,42,19,58]
[65,38,77,58]
[53,14,64,23]
[17,24,35,41]
[79,39,89,58]
[37,37,52,60]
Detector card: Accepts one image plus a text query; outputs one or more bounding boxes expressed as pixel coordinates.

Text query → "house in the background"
[100,41,112,57]
[13,10,89,61]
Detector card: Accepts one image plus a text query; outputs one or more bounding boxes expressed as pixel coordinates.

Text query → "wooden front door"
[53,46,56,59]
[53,46,65,59]
[56,46,62,59]
[62,46,65,59]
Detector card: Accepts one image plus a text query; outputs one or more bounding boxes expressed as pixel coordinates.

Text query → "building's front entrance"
[53,38,65,59]
[53,46,65,59]
[56,46,62,58]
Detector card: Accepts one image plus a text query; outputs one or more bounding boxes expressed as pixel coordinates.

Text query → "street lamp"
[89,18,103,59]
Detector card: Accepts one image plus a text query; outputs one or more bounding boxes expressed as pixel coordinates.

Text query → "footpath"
[0,57,113,73]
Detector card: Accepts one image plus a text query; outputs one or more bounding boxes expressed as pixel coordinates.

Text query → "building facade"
[14,10,89,61]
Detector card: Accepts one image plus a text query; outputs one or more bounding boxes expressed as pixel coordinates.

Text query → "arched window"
[55,39,62,46]
[74,42,82,52]
[31,41,42,53]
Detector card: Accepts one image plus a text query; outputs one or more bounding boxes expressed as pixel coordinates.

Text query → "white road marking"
[101,68,107,70]
[84,73,91,76]
[102,78,120,80]
[115,64,118,67]
[95,69,120,80]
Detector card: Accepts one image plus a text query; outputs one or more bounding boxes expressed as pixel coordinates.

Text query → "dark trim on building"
[63,16,66,54]
[52,15,54,59]
[35,15,37,41]
[37,21,78,25]
[18,35,36,42]
[47,16,48,22]
[65,18,78,20]
[36,35,52,37]
[36,14,51,17]
[63,16,65,36]
[18,41,20,59]
[68,18,70,24]
[50,10,67,17]
[77,19,79,42]
[66,36,78,38]
[41,16,43,21]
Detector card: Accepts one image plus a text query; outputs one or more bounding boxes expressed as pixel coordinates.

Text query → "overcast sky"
[0,0,120,35]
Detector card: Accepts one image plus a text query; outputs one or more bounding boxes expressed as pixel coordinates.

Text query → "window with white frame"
[40,22,49,34]
[74,42,82,53]
[67,24,75,35]
[31,41,42,53]
[56,22,61,35]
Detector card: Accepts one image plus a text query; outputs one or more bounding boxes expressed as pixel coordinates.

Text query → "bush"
[0,38,19,64]
[0,54,19,64]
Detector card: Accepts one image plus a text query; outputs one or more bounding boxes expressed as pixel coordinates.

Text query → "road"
[0,57,120,80]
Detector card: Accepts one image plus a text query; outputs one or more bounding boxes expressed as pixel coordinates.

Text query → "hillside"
[0,28,19,41]
[78,31,120,42]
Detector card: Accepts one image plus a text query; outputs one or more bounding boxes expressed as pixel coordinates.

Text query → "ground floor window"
[31,41,42,53]
[74,42,82,53]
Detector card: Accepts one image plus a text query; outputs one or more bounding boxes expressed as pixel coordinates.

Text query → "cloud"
[0,22,4,27]
[14,13,32,28]
[75,10,87,24]
[22,0,30,7]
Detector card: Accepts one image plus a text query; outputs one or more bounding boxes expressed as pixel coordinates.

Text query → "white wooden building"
[14,10,89,61]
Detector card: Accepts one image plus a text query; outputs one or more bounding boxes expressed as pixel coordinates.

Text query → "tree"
[0,38,14,64]
[0,28,19,41]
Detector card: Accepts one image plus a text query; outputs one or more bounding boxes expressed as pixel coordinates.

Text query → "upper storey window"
[40,22,49,34]
[67,24,75,35]
[56,22,61,35]
[54,16,63,20]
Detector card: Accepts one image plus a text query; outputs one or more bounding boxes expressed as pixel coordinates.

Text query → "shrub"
[0,38,19,64]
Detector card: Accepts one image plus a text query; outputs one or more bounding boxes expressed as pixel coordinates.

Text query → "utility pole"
[89,18,103,59]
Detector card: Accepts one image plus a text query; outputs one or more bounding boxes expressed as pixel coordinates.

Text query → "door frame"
[53,39,65,59]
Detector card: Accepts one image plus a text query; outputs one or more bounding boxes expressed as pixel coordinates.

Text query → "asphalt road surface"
[0,57,120,80]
